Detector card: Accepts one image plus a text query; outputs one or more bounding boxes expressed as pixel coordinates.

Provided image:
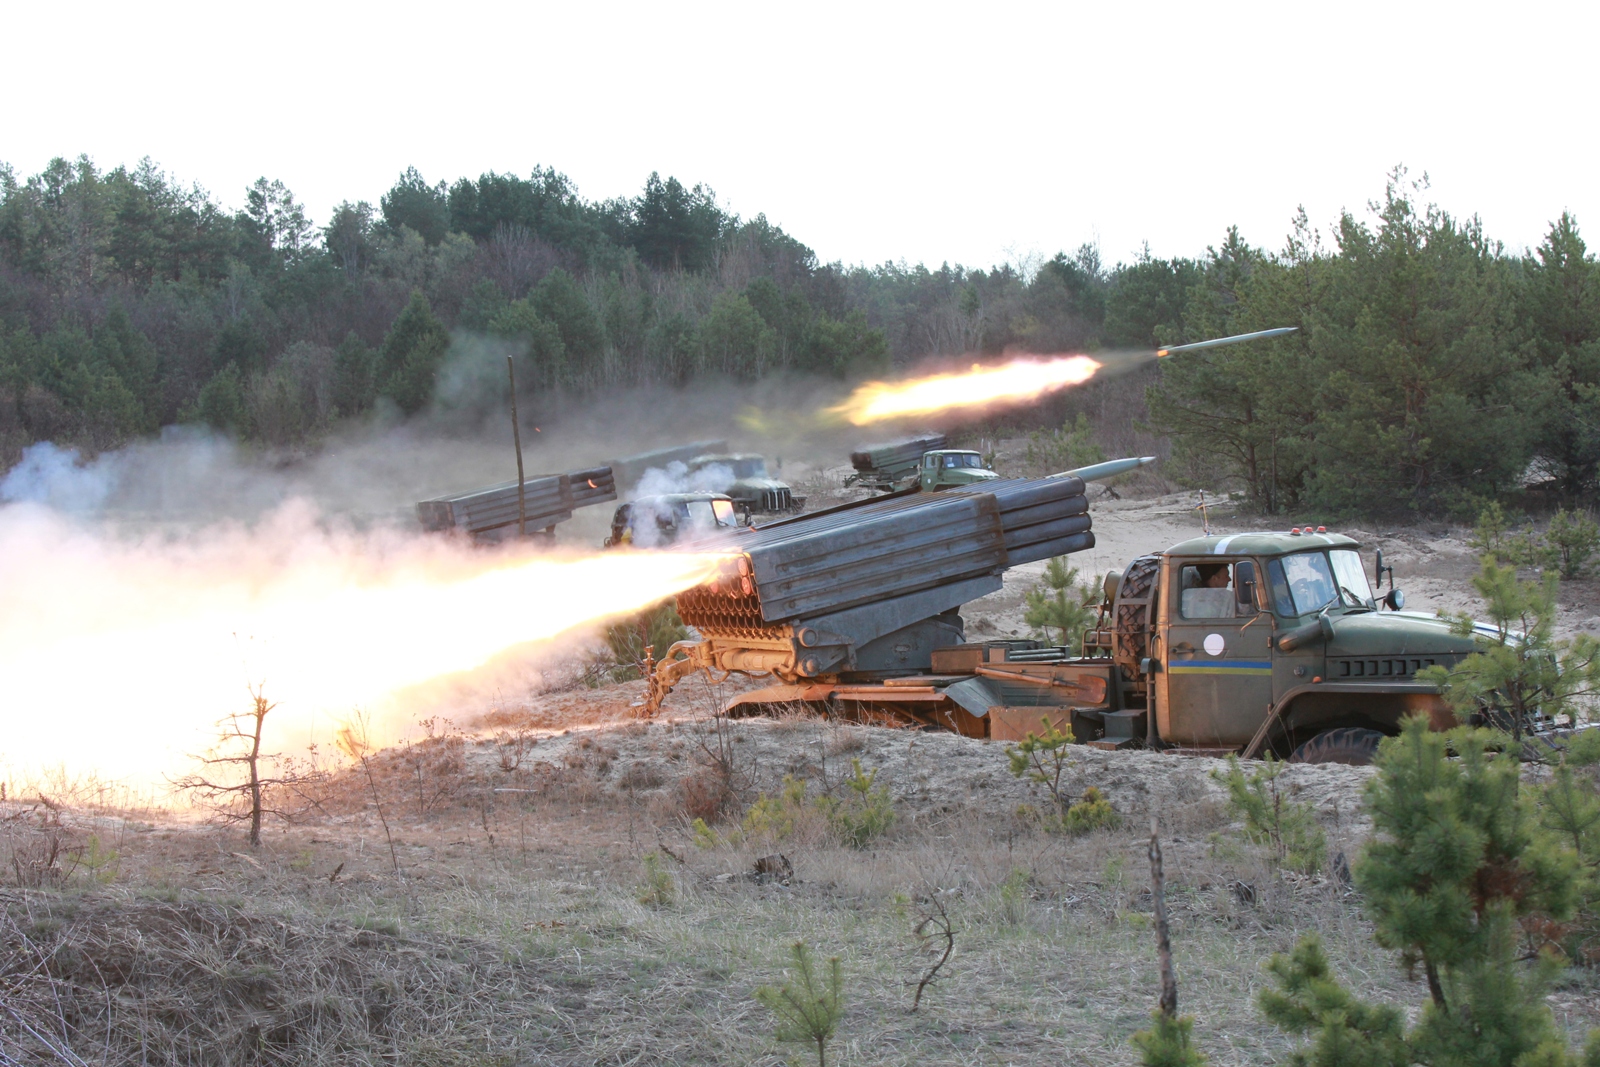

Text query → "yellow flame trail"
[0,503,729,790]
[827,355,1101,426]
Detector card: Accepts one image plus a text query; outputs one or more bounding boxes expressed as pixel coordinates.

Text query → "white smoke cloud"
[0,442,118,513]
[630,459,736,499]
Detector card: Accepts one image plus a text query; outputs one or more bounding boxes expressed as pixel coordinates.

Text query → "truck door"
[1157,558,1274,748]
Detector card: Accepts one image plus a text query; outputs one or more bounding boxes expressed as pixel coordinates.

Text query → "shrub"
[1025,412,1106,473]
[1130,1010,1209,1067]
[637,852,674,907]
[742,776,809,839]
[1471,503,1600,579]
[1211,755,1326,874]
[744,762,895,848]
[997,868,1032,927]
[1063,786,1120,834]
[816,759,895,848]
[1546,508,1600,579]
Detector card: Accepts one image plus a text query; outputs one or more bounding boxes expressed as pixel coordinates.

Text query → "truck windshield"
[1266,552,1339,616]
[711,498,737,526]
[1329,549,1374,608]
[728,458,765,478]
[683,500,721,529]
[942,453,983,469]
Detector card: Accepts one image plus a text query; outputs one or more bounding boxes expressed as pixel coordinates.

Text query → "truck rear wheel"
[1290,727,1385,766]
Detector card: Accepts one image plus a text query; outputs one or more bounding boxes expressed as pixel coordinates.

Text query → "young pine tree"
[1023,556,1101,653]
[1419,555,1600,739]
[1260,717,1600,1067]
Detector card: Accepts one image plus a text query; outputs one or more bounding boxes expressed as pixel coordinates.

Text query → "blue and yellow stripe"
[1168,659,1273,676]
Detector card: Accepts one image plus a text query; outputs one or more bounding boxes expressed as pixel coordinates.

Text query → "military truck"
[604,492,743,548]
[687,453,804,514]
[846,434,1001,493]
[643,478,1481,764]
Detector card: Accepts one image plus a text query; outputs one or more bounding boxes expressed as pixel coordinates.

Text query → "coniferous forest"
[1,156,1596,515]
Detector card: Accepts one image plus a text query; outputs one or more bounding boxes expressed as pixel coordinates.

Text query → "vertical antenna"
[1196,490,1211,536]
[508,355,526,537]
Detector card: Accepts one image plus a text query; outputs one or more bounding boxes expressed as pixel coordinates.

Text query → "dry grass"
[3,707,1598,1066]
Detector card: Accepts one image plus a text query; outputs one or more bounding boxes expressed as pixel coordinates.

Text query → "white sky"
[7,0,1596,271]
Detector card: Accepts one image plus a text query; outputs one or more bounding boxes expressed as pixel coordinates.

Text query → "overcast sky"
[7,0,1595,271]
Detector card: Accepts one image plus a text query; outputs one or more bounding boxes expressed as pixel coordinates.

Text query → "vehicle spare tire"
[1290,727,1386,766]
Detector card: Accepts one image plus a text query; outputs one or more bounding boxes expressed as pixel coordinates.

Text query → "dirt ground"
[6,455,1600,1065]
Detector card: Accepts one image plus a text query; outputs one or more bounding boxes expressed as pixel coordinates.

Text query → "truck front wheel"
[1290,727,1386,766]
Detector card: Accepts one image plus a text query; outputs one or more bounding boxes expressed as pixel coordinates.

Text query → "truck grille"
[1331,656,1450,679]
[760,488,793,512]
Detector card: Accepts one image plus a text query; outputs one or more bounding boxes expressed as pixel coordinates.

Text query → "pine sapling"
[1023,555,1101,652]
[1212,755,1326,873]
[755,942,845,1067]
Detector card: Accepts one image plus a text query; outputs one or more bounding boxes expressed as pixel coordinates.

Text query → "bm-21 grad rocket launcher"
[643,471,1097,722]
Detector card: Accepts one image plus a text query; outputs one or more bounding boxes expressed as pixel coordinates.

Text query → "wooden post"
[507,355,526,537]
[1149,816,1177,1016]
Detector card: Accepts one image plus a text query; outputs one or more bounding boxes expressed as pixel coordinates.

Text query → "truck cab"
[604,493,742,548]
[1142,531,1473,760]
[918,450,999,491]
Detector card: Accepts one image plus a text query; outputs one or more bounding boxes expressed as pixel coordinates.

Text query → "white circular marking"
[1203,633,1226,657]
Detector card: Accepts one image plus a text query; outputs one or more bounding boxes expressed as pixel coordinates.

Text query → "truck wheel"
[1290,727,1385,766]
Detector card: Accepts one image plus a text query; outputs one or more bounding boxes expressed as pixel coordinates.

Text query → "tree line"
[1,158,1595,516]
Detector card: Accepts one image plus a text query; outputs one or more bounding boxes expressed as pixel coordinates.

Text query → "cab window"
[1179,562,1237,618]
[711,499,736,526]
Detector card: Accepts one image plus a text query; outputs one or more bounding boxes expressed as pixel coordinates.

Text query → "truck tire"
[1290,727,1385,766]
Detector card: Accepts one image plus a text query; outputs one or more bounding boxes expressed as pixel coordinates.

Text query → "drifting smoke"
[826,354,1102,426]
[0,460,727,795]
[632,459,736,499]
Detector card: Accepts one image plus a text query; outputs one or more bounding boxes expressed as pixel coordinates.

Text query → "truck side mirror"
[1235,561,1257,610]
[1374,549,1394,590]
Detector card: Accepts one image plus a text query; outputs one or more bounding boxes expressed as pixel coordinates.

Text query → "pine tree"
[330,332,376,418]
[1260,716,1598,1066]
[377,290,448,414]
[1023,556,1100,652]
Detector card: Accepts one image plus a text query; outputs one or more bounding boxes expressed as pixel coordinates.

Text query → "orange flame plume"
[0,504,728,791]
[827,355,1101,426]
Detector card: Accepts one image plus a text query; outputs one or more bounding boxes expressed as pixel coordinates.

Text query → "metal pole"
[508,355,526,537]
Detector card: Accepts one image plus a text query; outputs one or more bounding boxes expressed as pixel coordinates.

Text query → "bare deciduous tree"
[174,684,285,848]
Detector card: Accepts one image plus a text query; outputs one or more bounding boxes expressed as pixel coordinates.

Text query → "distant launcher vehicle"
[845,433,952,492]
[415,437,803,543]
[416,466,617,541]
[686,453,804,515]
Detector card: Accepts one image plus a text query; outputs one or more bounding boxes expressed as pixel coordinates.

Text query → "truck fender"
[1242,680,1448,758]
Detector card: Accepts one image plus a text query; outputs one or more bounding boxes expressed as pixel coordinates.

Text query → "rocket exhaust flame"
[0,501,728,792]
[826,354,1101,426]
